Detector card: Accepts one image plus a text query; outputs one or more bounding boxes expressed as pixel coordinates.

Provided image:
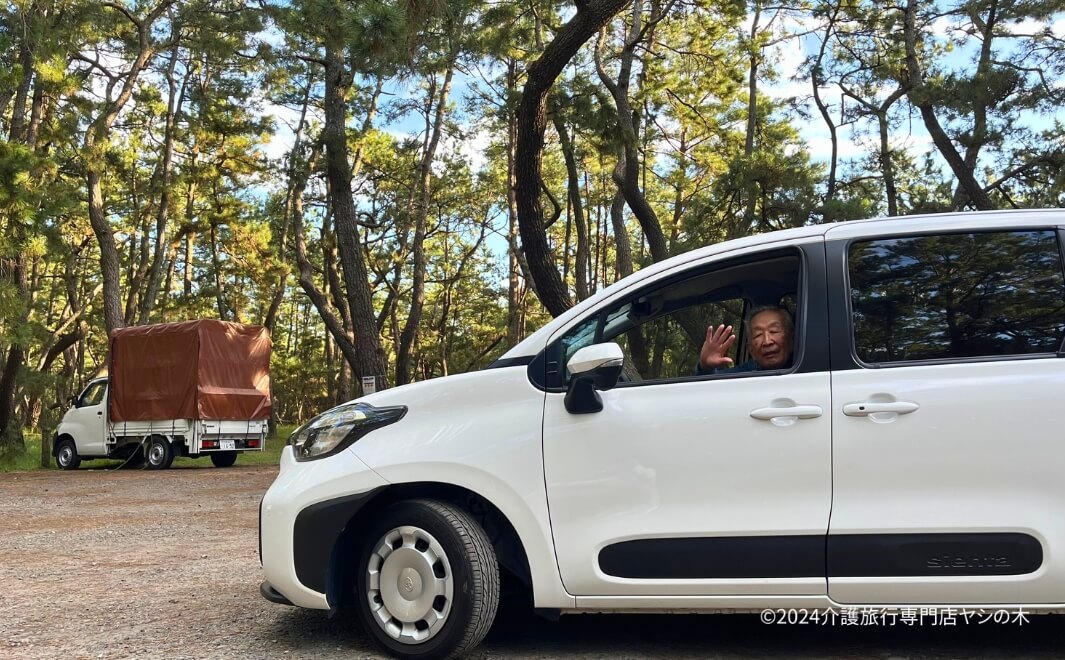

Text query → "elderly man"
[695,305,794,375]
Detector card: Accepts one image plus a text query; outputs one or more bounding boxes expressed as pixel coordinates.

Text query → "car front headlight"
[288,402,407,461]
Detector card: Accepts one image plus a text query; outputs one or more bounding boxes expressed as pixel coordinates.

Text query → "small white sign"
[361,376,377,395]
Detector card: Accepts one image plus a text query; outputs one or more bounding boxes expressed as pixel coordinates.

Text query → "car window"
[79,382,106,407]
[849,230,1065,364]
[558,251,802,384]
[611,299,745,381]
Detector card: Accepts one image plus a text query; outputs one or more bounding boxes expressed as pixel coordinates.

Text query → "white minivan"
[260,210,1065,658]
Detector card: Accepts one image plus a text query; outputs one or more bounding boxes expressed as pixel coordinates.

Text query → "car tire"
[145,436,173,470]
[355,499,499,660]
[210,451,237,468]
[55,439,81,470]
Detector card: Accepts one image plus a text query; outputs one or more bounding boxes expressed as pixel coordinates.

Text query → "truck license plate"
[220,440,235,450]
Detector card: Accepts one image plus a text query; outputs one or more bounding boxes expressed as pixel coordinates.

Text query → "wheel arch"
[53,433,76,457]
[325,482,533,610]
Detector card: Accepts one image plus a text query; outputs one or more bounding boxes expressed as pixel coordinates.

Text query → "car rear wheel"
[145,436,174,470]
[210,451,237,468]
[55,439,80,470]
[355,499,499,659]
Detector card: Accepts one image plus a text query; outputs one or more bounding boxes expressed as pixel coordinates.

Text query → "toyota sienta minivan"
[260,210,1065,658]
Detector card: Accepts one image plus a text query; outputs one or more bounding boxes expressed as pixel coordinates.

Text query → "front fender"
[350,367,574,609]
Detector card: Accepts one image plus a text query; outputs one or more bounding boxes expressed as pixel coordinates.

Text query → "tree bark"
[595,3,669,263]
[741,2,762,233]
[903,0,993,210]
[951,0,998,210]
[811,1,840,207]
[0,15,37,452]
[83,1,174,335]
[397,50,459,384]
[551,110,590,300]
[139,33,185,324]
[322,44,389,385]
[516,0,630,318]
[505,59,527,346]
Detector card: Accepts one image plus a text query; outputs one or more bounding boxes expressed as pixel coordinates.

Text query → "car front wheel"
[355,499,499,659]
[56,439,80,470]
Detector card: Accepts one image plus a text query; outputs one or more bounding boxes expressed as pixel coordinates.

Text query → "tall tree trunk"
[140,36,186,324]
[397,53,458,385]
[595,2,669,263]
[83,1,174,335]
[878,111,899,216]
[0,17,38,452]
[903,0,993,210]
[811,1,840,208]
[322,44,388,385]
[741,2,761,234]
[610,190,632,279]
[951,0,998,210]
[552,111,590,300]
[516,0,630,318]
[505,60,529,346]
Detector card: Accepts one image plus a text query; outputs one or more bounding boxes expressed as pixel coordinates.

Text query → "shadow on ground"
[267,598,1065,659]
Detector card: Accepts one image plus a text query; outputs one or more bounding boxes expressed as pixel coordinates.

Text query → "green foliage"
[2,0,1065,444]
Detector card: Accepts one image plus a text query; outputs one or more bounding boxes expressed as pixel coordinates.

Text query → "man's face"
[748,309,793,369]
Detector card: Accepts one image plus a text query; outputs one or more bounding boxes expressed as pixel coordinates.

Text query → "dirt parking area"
[6,465,1065,660]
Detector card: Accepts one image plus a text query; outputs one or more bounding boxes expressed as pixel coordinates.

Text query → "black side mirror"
[564,343,624,414]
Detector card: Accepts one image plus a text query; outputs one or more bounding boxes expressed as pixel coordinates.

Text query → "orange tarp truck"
[53,320,272,470]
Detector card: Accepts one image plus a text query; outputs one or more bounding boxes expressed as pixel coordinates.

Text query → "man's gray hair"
[744,305,794,336]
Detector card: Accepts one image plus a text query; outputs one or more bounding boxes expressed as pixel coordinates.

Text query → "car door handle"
[749,404,823,421]
[842,401,919,416]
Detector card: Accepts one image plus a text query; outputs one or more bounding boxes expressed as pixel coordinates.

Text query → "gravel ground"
[5,465,1065,659]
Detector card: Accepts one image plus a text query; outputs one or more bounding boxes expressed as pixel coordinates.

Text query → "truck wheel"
[355,499,499,660]
[145,436,174,470]
[210,451,237,468]
[56,439,81,470]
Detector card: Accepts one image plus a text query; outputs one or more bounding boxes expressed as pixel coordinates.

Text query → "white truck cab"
[54,377,267,470]
[260,210,1065,659]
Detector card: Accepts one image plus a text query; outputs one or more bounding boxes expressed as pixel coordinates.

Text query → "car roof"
[498,208,1065,360]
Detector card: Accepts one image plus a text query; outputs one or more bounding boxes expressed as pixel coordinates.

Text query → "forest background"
[2,0,1064,460]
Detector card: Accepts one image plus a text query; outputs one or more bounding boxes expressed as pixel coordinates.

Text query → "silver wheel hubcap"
[148,443,166,465]
[58,447,71,466]
[366,525,453,644]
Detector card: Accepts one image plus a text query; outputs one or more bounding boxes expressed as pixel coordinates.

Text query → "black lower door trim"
[599,535,824,579]
[598,532,1044,580]
[828,532,1043,577]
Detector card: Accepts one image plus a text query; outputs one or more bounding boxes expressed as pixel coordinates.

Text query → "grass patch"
[0,425,298,473]
[0,432,47,473]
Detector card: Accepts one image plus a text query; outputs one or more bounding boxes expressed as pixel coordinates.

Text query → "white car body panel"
[352,368,574,608]
[829,358,1065,604]
[543,371,831,596]
[60,395,107,456]
[260,446,389,608]
[822,207,1062,242]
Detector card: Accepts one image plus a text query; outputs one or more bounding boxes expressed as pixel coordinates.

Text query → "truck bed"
[107,419,268,453]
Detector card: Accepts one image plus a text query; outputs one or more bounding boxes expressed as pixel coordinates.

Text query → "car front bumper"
[259,445,389,609]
